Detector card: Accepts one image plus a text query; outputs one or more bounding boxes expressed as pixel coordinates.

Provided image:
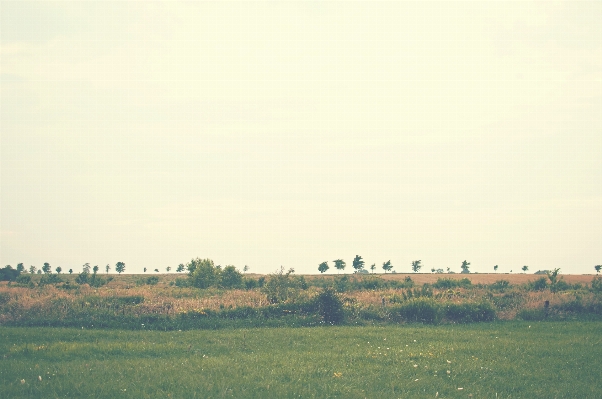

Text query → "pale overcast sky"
[1,2,601,274]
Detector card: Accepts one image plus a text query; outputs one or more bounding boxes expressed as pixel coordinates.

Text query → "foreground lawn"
[1,322,600,398]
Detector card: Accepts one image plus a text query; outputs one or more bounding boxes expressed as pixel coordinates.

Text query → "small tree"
[69,269,73,274]
[595,265,601,274]
[382,260,393,273]
[318,261,329,274]
[187,258,219,288]
[411,260,422,273]
[243,265,249,274]
[262,266,296,303]
[220,265,243,288]
[370,263,376,273]
[352,255,365,273]
[494,265,498,273]
[55,266,62,274]
[522,265,529,273]
[431,268,435,273]
[460,260,470,274]
[154,269,159,273]
[115,262,126,274]
[166,266,171,273]
[29,265,36,274]
[105,264,111,274]
[333,259,346,274]
[93,265,99,275]
[82,263,91,274]
[16,263,25,273]
[547,268,561,292]
[42,262,52,274]
[176,263,185,273]
[143,267,147,273]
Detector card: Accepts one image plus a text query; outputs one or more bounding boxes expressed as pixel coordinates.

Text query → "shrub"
[444,302,496,323]
[489,280,510,291]
[145,276,160,285]
[174,278,191,287]
[314,288,344,325]
[38,274,62,286]
[432,278,471,289]
[592,276,602,293]
[530,277,548,291]
[243,278,258,289]
[397,298,440,324]
[517,308,547,321]
[15,274,32,285]
[220,265,243,289]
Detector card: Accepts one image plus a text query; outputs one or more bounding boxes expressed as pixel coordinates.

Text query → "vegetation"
[1,322,601,398]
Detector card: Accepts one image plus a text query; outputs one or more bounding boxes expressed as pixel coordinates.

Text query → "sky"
[1,2,601,275]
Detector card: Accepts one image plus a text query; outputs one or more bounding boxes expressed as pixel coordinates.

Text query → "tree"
[352,255,365,273]
[0,265,20,281]
[382,260,393,273]
[115,262,126,274]
[318,261,329,274]
[595,265,601,274]
[42,262,51,274]
[105,264,111,274]
[547,268,561,292]
[166,266,171,273]
[522,265,529,273]
[411,260,422,273]
[262,266,296,303]
[370,263,376,273]
[82,263,91,274]
[154,269,159,273]
[69,269,73,274]
[143,267,147,273]
[494,265,498,273]
[55,266,62,274]
[431,268,435,273]
[16,263,25,273]
[333,259,346,273]
[176,263,185,273]
[187,258,219,288]
[93,265,99,275]
[37,270,42,274]
[221,265,243,288]
[460,260,470,274]
[243,265,249,274]
[29,265,36,274]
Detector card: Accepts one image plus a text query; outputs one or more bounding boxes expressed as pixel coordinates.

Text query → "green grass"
[1,322,600,398]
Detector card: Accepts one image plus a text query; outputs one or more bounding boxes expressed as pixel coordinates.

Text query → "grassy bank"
[1,322,601,398]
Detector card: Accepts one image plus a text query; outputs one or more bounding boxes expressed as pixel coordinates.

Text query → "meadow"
[1,322,601,398]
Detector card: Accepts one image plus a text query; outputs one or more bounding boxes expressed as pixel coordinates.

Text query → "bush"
[174,278,191,287]
[432,278,471,289]
[489,280,510,291]
[592,276,602,293]
[444,302,496,323]
[397,298,440,324]
[517,308,547,321]
[15,274,32,285]
[314,288,344,325]
[145,276,160,285]
[38,274,62,286]
[530,277,548,291]
[0,265,20,281]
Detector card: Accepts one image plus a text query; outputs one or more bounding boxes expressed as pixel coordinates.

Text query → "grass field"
[1,322,601,398]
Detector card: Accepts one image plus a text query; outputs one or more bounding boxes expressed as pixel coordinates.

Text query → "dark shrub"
[174,278,190,287]
[0,265,20,281]
[398,298,440,324]
[244,278,258,289]
[591,276,602,292]
[530,277,548,291]
[444,302,496,323]
[314,288,344,325]
[489,280,510,291]
[517,308,547,321]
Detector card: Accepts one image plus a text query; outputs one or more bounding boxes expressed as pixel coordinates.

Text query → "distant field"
[1,322,601,398]
[42,272,597,286]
